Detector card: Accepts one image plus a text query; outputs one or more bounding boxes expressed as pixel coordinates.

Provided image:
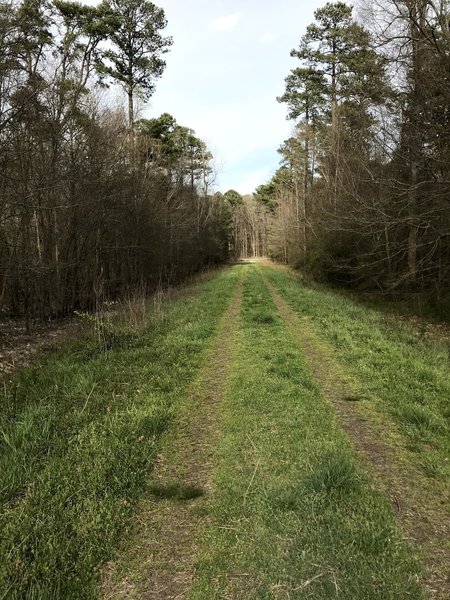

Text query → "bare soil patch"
[0,317,86,376]
[263,275,450,600]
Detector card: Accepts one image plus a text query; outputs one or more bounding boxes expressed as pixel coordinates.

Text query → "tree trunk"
[406,0,426,281]
[128,89,134,129]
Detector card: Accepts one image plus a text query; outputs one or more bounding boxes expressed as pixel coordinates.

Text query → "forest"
[0,0,230,322]
[227,0,450,317]
[1,2,449,598]
[1,0,449,322]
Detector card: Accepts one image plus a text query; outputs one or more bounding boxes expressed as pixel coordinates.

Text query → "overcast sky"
[138,1,325,194]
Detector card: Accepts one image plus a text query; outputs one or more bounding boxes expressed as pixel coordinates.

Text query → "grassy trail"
[1,264,448,599]
[0,268,242,599]
[190,267,425,599]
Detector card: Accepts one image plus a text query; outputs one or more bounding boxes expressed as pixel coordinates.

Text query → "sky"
[137,1,326,194]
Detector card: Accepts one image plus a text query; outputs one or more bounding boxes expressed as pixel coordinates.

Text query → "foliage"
[99,0,172,125]
[0,0,229,321]
[259,0,449,308]
[227,193,269,259]
[137,113,213,189]
[254,181,277,213]
[223,189,243,207]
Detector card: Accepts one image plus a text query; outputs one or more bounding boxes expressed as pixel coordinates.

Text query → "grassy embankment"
[0,268,241,599]
[191,267,423,599]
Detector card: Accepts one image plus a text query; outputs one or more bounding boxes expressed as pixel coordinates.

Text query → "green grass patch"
[263,266,450,482]
[191,268,423,599]
[0,268,241,599]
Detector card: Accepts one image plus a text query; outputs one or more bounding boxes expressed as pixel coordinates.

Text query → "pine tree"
[100,0,172,128]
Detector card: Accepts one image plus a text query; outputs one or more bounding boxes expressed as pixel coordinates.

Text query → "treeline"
[219,190,269,260]
[0,0,229,321]
[256,0,450,311]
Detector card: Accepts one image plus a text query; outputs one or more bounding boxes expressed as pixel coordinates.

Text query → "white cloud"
[189,101,289,157]
[208,12,241,32]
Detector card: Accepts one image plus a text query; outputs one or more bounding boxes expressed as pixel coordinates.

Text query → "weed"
[120,288,148,330]
[252,311,276,325]
[148,483,204,501]
[399,404,440,432]
[420,456,444,479]
[303,451,361,495]
[0,405,54,504]
[344,394,364,402]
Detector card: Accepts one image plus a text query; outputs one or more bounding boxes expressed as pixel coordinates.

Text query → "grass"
[263,265,450,483]
[100,274,243,596]
[1,264,442,598]
[0,268,241,599]
[191,267,423,599]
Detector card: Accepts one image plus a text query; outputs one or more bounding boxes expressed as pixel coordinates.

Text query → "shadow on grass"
[148,483,205,502]
[344,394,364,402]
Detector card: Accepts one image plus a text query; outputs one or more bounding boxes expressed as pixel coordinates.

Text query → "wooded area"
[232,0,450,315]
[1,3,449,595]
[1,0,449,321]
[0,0,230,321]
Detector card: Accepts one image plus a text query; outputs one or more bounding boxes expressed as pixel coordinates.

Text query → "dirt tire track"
[101,271,245,600]
[262,272,450,600]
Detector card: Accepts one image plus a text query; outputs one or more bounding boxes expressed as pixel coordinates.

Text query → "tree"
[54,0,118,89]
[224,191,270,259]
[138,113,213,190]
[278,67,327,124]
[100,0,172,127]
[0,1,228,321]
[0,0,52,136]
[285,2,388,208]
[291,2,386,111]
[254,181,277,213]
[267,0,449,305]
[377,0,450,286]
[224,189,243,207]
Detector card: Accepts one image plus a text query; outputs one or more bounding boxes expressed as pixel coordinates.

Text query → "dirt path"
[262,273,450,599]
[101,272,244,599]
